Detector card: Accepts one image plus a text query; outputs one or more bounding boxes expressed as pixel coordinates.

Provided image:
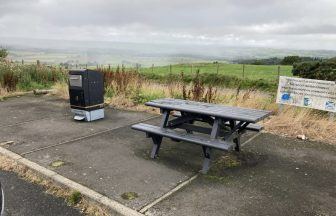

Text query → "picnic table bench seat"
[132,98,271,173]
[132,123,234,151]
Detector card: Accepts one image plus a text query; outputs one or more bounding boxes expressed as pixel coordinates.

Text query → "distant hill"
[2,37,336,66]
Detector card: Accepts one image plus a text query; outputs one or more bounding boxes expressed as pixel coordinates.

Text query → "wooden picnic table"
[132,98,272,173]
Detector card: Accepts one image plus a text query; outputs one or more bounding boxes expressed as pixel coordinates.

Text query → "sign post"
[276,76,336,119]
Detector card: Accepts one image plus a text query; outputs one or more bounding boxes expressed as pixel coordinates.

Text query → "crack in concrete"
[137,133,261,213]
[21,115,159,156]
[0,115,70,128]
[138,174,199,213]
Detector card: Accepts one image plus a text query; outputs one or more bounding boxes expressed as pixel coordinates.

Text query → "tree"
[292,58,336,81]
[281,56,301,65]
[0,48,8,60]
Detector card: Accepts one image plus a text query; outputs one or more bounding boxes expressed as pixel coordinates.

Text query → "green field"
[139,63,293,82]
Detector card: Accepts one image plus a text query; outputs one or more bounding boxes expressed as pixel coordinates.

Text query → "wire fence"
[17,60,293,82]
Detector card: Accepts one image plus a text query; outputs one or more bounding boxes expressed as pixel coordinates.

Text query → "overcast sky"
[1,0,336,50]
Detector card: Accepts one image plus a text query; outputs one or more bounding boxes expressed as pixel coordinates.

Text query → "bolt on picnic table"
[132,98,272,174]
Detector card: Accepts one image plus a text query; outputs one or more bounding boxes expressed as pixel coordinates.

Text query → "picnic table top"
[145,98,272,123]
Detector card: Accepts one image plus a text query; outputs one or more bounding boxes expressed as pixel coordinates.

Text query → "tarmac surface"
[0,170,82,216]
[0,94,335,215]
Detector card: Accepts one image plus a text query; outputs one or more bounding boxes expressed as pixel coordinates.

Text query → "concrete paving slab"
[23,121,257,211]
[147,133,336,216]
[0,95,69,126]
[24,126,198,210]
[0,108,153,154]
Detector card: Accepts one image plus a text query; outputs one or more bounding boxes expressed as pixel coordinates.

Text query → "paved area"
[0,170,82,216]
[0,94,335,215]
[147,133,336,216]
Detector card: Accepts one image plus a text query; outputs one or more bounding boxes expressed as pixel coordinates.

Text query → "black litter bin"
[68,69,104,121]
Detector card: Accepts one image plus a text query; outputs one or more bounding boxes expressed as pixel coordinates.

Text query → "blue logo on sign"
[325,101,335,111]
[281,93,291,101]
[303,97,312,106]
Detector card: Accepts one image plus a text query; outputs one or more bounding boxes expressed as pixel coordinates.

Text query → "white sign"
[276,76,336,112]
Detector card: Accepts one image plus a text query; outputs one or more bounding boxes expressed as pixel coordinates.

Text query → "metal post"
[277,65,280,82]
[242,64,245,78]
[108,64,111,71]
[216,62,219,75]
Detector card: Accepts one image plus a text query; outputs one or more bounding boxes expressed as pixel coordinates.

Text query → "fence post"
[278,104,284,114]
[216,62,219,75]
[152,64,154,73]
[329,112,335,122]
[37,60,40,66]
[277,65,281,81]
[169,64,172,74]
[191,64,193,74]
[108,64,111,71]
[242,64,245,78]
[22,59,24,65]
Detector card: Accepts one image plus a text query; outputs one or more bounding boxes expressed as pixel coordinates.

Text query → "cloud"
[0,0,336,49]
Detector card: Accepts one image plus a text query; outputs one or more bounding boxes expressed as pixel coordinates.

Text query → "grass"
[139,62,292,82]
[96,62,292,91]
[50,160,65,168]
[0,61,67,92]
[67,191,82,205]
[137,62,292,92]
[120,192,138,200]
[51,70,336,145]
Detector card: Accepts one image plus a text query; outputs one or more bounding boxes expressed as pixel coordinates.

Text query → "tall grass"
[85,68,334,144]
[0,61,67,92]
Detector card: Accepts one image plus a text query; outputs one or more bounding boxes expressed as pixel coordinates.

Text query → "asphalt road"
[0,170,82,216]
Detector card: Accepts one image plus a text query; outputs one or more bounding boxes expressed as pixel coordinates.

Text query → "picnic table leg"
[200,118,221,174]
[181,112,194,134]
[150,109,170,159]
[201,146,212,174]
[150,135,163,159]
[229,120,241,152]
[160,109,170,128]
[233,136,240,152]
